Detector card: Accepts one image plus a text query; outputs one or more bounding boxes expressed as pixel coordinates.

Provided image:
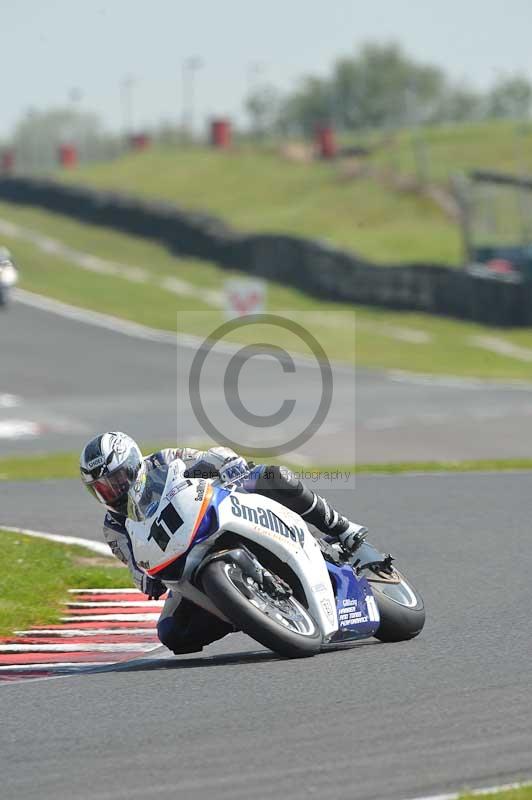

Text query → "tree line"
[246,42,532,137]
[3,41,532,171]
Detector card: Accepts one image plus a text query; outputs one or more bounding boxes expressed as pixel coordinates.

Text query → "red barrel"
[316,125,337,159]
[211,118,232,149]
[1,150,15,173]
[130,133,151,151]
[58,144,78,168]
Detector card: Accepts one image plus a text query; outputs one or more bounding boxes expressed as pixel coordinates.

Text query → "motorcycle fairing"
[126,461,214,575]
[214,488,339,637]
[325,561,380,642]
[127,466,369,640]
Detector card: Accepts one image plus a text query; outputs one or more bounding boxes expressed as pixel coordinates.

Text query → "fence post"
[316,125,337,159]
[58,144,78,168]
[211,119,232,149]
[1,150,15,174]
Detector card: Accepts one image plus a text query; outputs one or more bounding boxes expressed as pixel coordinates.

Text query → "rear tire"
[202,559,322,658]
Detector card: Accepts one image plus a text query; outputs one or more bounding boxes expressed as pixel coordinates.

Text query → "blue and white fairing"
[126,461,380,642]
[325,561,380,641]
[213,487,380,641]
[211,487,338,637]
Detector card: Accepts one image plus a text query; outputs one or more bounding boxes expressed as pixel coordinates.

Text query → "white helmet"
[80,432,142,514]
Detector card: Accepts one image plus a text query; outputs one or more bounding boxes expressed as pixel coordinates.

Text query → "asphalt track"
[3,295,532,462]
[1,295,532,799]
[1,472,532,800]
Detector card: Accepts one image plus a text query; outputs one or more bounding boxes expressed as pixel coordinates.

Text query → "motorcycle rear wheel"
[202,559,322,658]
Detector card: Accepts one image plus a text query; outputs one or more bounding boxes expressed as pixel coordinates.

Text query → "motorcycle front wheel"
[367,568,425,642]
[201,559,322,658]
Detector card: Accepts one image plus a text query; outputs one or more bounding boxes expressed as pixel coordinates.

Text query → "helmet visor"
[85,468,133,505]
[81,441,142,510]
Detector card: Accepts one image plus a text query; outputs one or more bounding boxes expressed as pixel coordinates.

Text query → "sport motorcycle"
[0,249,18,307]
[126,460,425,658]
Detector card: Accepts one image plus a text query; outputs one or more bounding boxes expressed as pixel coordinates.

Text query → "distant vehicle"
[459,171,532,284]
[0,247,19,307]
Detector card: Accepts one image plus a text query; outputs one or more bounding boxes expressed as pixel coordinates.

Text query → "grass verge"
[3,451,532,482]
[0,445,166,481]
[459,785,532,799]
[53,121,532,264]
[55,144,461,264]
[3,201,532,378]
[372,119,532,185]
[0,530,131,637]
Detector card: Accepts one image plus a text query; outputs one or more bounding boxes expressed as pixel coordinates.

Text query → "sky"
[2,0,532,139]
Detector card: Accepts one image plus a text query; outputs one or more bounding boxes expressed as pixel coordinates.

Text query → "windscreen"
[128,465,168,522]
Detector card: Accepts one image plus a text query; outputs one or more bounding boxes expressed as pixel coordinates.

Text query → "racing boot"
[255,465,368,554]
[300,491,368,553]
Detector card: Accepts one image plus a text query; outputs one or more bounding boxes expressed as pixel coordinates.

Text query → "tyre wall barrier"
[0,176,530,326]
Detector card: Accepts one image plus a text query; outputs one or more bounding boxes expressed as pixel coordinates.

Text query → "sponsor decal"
[366,595,380,623]
[219,458,248,483]
[110,434,127,456]
[87,455,105,470]
[137,560,151,570]
[338,597,372,628]
[133,473,145,495]
[230,495,305,545]
[338,612,369,627]
[145,501,158,518]
[320,598,335,622]
[194,479,207,502]
[165,479,192,502]
[108,541,128,566]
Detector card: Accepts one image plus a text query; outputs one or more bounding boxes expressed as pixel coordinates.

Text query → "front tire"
[201,559,322,658]
[368,570,425,642]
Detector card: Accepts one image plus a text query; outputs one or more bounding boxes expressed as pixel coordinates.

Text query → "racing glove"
[184,446,248,484]
[218,455,249,484]
[139,574,166,600]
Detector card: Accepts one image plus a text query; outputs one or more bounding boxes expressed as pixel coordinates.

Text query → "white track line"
[0,662,118,672]
[0,420,42,439]
[388,369,532,390]
[12,289,355,371]
[0,394,19,408]
[62,613,160,622]
[0,218,222,308]
[12,283,532,388]
[470,334,532,363]
[15,629,157,637]
[0,643,158,653]
[0,525,111,557]
[13,288,239,357]
[14,288,178,345]
[403,778,532,800]
[69,588,142,594]
[67,601,164,608]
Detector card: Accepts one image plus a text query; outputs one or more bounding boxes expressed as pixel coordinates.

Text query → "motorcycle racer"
[0,247,18,307]
[80,431,367,654]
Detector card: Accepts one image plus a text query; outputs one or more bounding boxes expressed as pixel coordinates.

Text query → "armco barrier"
[0,176,530,326]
